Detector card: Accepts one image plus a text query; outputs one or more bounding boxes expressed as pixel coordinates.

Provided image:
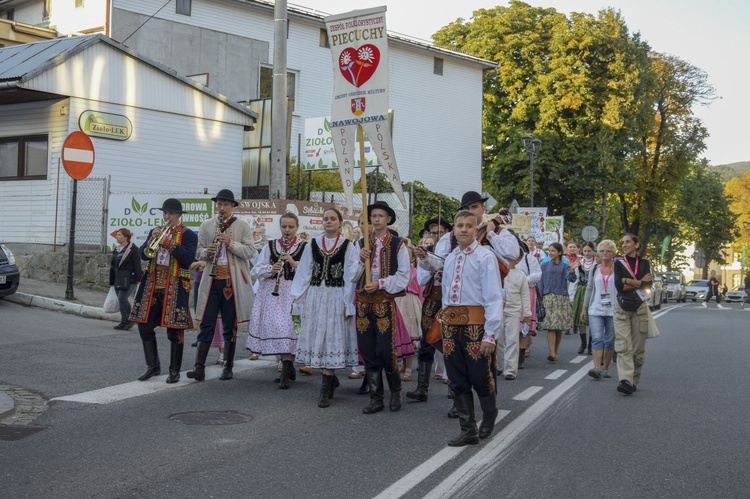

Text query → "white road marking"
[569,355,587,364]
[545,369,567,380]
[63,148,94,163]
[424,363,591,498]
[51,358,276,404]
[512,386,543,401]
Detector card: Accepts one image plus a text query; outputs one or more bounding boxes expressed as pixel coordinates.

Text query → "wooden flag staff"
[359,124,371,282]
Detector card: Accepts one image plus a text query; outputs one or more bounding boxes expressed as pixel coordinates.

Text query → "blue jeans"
[588,315,615,351]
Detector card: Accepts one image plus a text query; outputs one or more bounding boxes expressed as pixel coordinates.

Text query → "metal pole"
[529,153,535,207]
[374,165,379,202]
[65,179,78,300]
[296,133,301,200]
[270,0,288,199]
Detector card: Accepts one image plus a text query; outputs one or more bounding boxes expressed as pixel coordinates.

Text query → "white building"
[0,34,257,246]
[1,0,493,200]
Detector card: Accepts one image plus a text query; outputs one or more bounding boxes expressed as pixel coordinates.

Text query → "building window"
[0,135,49,180]
[75,0,84,8]
[319,28,329,48]
[176,0,191,16]
[6,9,14,20]
[434,57,444,76]
[259,66,297,110]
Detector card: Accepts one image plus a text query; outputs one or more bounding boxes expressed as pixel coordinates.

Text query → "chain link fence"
[310,191,412,240]
[73,176,110,251]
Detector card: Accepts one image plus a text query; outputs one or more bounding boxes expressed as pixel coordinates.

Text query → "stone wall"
[16,251,113,291]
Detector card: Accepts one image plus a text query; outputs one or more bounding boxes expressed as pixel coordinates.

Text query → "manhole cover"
[169,411,252,426]
[0,426,46,441]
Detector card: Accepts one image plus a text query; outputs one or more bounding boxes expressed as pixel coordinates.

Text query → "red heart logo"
[338,44,380,87]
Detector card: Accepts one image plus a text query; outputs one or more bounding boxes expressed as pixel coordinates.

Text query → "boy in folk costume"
[496,249,532,381]
[351,201,411,414]
[441,210,504,446]
[130,198,197,384]
[189,189,256,381]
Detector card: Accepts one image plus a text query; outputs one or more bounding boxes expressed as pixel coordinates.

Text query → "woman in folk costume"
[246,212,307,389]
[569,241,596,354]
[394,243,424,381]
[129,198,197,384]
[290,207,359,408]
[190,189,256,382]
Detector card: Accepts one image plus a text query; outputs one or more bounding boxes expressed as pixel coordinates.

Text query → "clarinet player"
[189,189,256,381]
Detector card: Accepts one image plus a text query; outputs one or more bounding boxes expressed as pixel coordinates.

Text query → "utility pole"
[270,0,288,199]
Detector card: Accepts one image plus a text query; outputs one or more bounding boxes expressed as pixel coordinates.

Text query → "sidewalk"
[4,277,118,322]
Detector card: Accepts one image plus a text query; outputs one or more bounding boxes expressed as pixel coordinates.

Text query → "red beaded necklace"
[279,236,297,252]
[321,232,341,254]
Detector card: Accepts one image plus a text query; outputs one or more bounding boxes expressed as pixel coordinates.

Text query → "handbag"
[103,286,119,313]
[534,284,546,321]
[425,314,443,353]
[646,308,660,339]
[616,259,645,312]
[114,269,131,291]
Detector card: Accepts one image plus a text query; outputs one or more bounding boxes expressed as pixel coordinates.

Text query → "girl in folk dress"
[246,213,307,388]
[394,244,424,381]
[290,208,359,408]
[569,242,596,354]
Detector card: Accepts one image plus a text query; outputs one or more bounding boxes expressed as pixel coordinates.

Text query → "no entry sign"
[62,131,95,180]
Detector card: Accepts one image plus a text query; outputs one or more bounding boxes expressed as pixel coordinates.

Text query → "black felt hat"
[157,198,184,213]
[459,190,489,210]
[367,200,396,225]
[211,189,239,207]
[422,216,453,234]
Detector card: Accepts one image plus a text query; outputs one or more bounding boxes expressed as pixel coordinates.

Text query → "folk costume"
[129,198,197,384]
[496,267,531,379]
[441,240,504,445]
[516,253,542,367]
[570,255,595,354]
[351,201,411,414]
[246,236,306,386]
[290,232,358,407]
[190,189,256,382]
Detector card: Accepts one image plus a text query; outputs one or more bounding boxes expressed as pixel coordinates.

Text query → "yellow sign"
[78,111,133,141]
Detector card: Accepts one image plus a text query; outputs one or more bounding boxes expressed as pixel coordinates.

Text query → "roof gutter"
[0,80,21,89]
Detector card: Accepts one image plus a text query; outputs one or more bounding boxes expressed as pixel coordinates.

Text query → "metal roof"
[0,34,258,121]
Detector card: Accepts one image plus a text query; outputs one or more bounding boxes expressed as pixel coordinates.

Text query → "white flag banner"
[325,6,405,211]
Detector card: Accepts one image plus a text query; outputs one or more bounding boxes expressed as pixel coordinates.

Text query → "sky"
[297,0,749,167]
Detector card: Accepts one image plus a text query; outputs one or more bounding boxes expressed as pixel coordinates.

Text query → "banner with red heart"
[338,44,380,88]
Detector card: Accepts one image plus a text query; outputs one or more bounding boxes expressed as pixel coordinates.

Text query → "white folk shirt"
[441,241,504,344]
[350,236,411,294]
[503,268,531,319]
[419,227,520,274]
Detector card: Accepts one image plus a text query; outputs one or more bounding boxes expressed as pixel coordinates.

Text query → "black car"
[0,244,20,298]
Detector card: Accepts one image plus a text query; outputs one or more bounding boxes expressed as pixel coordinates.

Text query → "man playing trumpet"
[130,198,197,384]
[190,189,256,382]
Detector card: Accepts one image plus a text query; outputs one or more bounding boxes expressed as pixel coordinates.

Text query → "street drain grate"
[0,426,47,441]
[169,411,252,426]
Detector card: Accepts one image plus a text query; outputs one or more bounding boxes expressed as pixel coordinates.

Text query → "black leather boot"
[329,373,340,398]
[166,341,183,384]
[220,341,236,380]
[186,342,210,381]
[385,370,403,412]
[587,334,593,355]
[578,333,587,354]
[447,398,459,418]
[137,339,161,381]
[478,393,499,439]
[447,392,479,446]
[362,370,385,414]
[357,372,371,395]
[278,360,294,389]
[406,361,432,402]
[318,374,334,408]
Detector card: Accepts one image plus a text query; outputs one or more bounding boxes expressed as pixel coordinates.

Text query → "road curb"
[5,292,119,322]
[0,390,14,420]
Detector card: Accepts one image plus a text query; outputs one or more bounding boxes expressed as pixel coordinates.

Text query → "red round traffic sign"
[62,131,95,180]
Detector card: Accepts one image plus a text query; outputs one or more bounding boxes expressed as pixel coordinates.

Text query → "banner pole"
[359,124,371,282]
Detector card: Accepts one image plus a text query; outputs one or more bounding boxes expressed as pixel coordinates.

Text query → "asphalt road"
[1,299,748,498]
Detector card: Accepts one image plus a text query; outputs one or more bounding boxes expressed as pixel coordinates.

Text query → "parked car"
[661,271,687,302]
[725,285,747,303]
[646,277,664,310]
[685,279,710,302]
[0,244,20,299]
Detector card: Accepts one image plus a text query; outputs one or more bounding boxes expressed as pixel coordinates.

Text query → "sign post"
[61,131,96,300]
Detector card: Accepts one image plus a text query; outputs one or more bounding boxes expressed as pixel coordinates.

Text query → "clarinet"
[271,236,290,297]
[208,214,225,278]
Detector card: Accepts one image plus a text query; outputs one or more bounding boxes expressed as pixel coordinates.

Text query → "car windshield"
[731,285,745,291]
[688,280,709,286]
[664,274,681,283]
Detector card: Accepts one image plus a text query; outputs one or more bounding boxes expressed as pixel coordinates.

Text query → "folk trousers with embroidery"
[356,300,398,374]
[417,297,441,364]
[442,324,496,397]
[138,289,184,344]
[198,278,237,344]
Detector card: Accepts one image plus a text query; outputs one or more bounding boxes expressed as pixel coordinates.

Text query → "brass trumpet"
[144,225,172,259]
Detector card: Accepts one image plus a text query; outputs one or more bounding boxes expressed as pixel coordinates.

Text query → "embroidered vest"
[310,238,349,288]
[357,234,405,297]
[269,240,306,281]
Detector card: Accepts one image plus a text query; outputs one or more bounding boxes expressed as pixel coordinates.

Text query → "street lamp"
[521,135,542,207]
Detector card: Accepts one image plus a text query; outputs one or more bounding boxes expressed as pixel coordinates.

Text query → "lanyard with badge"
[623,256,649,302]
[600,265,613,307]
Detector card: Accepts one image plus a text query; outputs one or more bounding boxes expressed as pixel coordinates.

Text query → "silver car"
[685,280,709,302]
[646,277,664,310]
[661,272,687,302]
[725,285,747,303]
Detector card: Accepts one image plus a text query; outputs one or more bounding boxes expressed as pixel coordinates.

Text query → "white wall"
[48,0,107,34]
[113,0,486,199]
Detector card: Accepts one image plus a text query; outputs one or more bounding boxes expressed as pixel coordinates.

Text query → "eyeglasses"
[598,250,614,254]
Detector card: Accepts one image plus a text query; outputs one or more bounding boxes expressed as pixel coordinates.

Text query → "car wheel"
[655,301,661,310]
